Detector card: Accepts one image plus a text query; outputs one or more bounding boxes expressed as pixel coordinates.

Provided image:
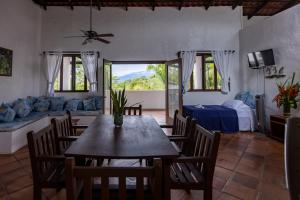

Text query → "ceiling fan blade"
[97,34,114,37]
[82,39,89,45]
[95,38,110,44]
[80,30,89,35]
[64,36,86,38]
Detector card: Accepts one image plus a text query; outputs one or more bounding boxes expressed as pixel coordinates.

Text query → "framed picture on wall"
[0,47,13,76]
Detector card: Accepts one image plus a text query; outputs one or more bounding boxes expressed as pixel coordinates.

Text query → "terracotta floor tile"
[223,181,257,200]
[8,186,34,200]
[6,175,33,194]
[0,112,290,200]
[232,173,259,190]
[218,193,241,200]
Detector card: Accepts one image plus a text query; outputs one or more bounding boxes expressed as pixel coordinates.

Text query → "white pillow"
[222,100,244,110]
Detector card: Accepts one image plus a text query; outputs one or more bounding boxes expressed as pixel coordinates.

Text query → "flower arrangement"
[111,87,127,127]
[273,72,300,115]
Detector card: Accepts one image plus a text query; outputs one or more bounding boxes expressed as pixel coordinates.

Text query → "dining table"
[65,114,179,200]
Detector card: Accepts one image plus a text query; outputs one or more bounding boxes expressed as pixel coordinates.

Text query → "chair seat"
[170,162,205,189]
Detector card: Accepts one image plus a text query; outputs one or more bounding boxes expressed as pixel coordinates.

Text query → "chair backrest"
[172,110,191,136]
[123,104,142,116]
[188,124,221,183]
[27,125,59,184]
[51,112,74,153]
[66,157,162,200]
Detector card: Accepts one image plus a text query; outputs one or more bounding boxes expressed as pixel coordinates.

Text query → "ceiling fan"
[64,0,114,45]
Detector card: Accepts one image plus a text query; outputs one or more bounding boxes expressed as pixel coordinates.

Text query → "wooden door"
[103,59,112,114]
[165,59,182,124]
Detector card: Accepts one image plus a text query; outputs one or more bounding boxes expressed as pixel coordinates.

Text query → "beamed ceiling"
[32,0,299,19]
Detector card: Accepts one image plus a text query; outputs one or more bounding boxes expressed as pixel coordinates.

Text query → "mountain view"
[112,64,166,91]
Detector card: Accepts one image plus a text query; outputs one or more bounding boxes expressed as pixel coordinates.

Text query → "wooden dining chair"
[51,111,88,154]
[123,104,142,116]
[65,157,162,200]
[27,125,66,200]
[161,110,193,154]
[169,123,221,200]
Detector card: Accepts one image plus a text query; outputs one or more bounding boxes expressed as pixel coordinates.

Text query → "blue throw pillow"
[83,98,96,111]
[13,99,31,118]
[77,100,84,110]
[33,99,50,112]
[49,97,64,111]
[64,99,81,111]
[88,96,103,110]
[0,104,16,122]
[27,96,38,111]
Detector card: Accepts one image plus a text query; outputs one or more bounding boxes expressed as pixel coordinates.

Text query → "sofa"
[0,96,103,154]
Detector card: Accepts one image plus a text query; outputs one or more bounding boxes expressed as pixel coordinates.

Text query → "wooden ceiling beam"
[232,0,243,10]
[274,0,299,15]
[248,0,270,19]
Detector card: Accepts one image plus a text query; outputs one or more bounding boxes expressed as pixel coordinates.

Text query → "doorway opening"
[103,59,182,125]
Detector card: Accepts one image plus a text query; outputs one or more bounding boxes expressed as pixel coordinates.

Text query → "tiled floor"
[0,111,289,200]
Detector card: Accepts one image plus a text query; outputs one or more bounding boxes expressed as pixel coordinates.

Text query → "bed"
[183,100,256,133]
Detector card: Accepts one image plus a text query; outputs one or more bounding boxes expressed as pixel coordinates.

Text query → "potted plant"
[111,87,127,127]
[273,72,300,116]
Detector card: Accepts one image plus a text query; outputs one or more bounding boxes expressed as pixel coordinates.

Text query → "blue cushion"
[88,96,103,110]
[83,98,96,111]
[27,96,38,111]
[64,99,81,111]
[49,97,64,111]
[33,99,50,112]
[13,99,31,118]
[235,91,256,109]
[0,104,16,122]
[77,100,84,110]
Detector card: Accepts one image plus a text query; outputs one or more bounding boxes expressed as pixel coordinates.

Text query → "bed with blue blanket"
[183,93,257,133]
[183,105,239,133]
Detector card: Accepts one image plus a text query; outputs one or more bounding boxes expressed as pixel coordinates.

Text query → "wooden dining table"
[65,114,179,200]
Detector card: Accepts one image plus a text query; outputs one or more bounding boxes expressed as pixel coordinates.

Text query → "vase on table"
[283,104,291,117]
[114,113,123,127]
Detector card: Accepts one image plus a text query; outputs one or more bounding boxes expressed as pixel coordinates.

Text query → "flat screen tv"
[248,49,275,68]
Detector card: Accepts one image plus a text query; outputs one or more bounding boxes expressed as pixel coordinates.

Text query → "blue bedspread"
[183,105,239,133]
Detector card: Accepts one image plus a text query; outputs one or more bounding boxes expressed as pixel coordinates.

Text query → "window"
[189,53,221,91]
[54,54,90,92]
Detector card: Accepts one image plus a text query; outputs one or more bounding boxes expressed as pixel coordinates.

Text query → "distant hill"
[117,71,155,82]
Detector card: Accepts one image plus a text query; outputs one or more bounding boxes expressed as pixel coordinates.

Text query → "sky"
[112,64,149,77]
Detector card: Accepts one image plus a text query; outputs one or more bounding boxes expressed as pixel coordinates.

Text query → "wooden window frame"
[55,54,96,93]
[188,53,221,92]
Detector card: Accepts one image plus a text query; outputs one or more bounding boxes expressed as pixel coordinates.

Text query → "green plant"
[111,87,128,114]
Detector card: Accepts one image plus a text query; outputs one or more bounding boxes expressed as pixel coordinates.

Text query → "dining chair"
[169,123,221,200]
[51,111,88,154]
[65,157,162,200]
[27,125,66,200]
[161,110,193,154]
[123,104,142,116]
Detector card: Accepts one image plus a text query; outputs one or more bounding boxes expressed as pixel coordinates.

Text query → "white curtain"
[45,52,62,96]
[181,51,196,93]
[81,51,98,93]
[212,50,235,94]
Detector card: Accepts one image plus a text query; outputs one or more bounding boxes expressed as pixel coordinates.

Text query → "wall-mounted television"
[248,49,275,68]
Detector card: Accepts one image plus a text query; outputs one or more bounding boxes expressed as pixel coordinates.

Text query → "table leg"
[162,159,171,200]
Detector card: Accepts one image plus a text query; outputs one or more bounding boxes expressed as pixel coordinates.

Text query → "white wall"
[0,0,42,102]
[240,5,300,123]
[40,7,243,106]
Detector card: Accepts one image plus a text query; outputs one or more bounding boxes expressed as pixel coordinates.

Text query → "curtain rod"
[179,50,235,53]
[41,51,100,56]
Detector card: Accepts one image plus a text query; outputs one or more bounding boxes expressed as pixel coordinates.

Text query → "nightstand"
[269,115,288,142]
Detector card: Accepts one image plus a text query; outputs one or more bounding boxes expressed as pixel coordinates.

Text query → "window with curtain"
[189,53,221,91]
[54,54,90,92]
